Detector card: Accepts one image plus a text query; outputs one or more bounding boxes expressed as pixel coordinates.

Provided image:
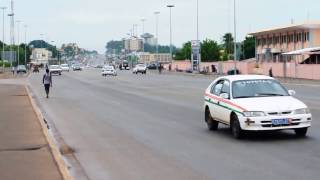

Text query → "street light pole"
[40,33,44,48]
[16,20,21,66]
[141,18,146,53]
[233,0,237,74]
[24,25,27,67]
[0,7,6,69]
[197,0,199,42]
[167,5,175,62]
[154,11,160,62]
[196,0,201,71]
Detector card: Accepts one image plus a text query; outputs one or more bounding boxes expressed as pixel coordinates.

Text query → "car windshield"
[104,66,113,70]
[50,65,59,68]
[61,64,68,67]
[232,79,289,99]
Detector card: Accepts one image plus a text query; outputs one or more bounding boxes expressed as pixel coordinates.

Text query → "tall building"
[249,22,320,63]
[141,33,157,46]
[124,38,143,52]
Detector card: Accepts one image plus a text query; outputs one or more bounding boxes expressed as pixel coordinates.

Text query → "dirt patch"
[59,145,75,155]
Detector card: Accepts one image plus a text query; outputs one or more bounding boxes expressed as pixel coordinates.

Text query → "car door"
[207,80,224,120]
[214,80,232,124]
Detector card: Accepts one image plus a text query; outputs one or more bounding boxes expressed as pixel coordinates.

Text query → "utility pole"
[16,20,21,66]
[167,4,175,62]
[233,0,237,75]
[0,7,6,69]
[8,0,14,67]
[24,25,27,67]
[141,18,146,53]
[197,0,201,71]
[154,11,160,64]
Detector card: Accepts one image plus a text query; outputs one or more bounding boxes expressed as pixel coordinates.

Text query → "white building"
[124,38,143,52]
[30,48,52,65]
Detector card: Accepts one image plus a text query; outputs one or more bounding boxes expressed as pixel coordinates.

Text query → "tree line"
[174,33,255,61]
[0,41,32,67]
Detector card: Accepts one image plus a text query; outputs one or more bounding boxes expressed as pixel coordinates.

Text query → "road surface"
[28,69,320,180]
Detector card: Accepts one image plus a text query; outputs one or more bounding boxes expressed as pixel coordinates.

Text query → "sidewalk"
[0,84,63,180]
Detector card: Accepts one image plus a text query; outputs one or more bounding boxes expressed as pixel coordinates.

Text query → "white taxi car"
[204,75,312,139]
[133,64,147,74]
[102,65,117,76]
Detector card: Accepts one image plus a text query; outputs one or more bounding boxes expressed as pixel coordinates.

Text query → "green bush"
[0,61,11,67]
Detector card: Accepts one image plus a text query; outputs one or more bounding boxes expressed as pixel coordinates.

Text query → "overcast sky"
[1,0,319,53]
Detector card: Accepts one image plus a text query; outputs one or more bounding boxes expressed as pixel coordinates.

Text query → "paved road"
[28,69,320,180]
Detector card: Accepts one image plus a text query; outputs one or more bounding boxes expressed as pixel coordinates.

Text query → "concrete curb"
[25,85,73,180]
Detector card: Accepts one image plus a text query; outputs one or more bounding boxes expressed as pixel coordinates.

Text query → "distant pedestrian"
[269,67,273,77]
[12,66,15,76]
[43,69,52,98]
[158,63,162,74]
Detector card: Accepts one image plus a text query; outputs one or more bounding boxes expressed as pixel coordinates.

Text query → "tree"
[174,41,191,60]
[29,40,58,58]
[240,36,255,60]
[222,33,234,55]
[106,40,123,54]
[201,39,220,62]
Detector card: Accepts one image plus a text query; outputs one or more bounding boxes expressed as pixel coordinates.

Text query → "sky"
[1,0,319,53]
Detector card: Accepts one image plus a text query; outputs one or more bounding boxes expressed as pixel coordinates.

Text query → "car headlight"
[243,111,266,117]
[292,108,310,115]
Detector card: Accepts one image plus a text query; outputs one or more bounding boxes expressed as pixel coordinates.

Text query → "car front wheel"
[231,114,244,139]
[205,108,218,131]
[294,128,308,137]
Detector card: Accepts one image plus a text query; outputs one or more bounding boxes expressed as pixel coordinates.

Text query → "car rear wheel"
[231,114,244,139]
[294,128,308,137]
[205,108,218,131]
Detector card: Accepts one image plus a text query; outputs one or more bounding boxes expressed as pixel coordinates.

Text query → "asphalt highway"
[28,69,320,180]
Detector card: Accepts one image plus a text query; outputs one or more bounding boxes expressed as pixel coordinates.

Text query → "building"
[30,48,52,65]
[249,22,320,63]
[124,38,143,52]
[141,33,157,46]
[139,53,172,64]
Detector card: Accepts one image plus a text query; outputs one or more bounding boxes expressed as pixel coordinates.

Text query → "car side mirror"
[288,90,296,96]
[220,93,229,99]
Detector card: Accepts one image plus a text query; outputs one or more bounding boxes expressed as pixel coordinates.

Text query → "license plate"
[272,119,289,125]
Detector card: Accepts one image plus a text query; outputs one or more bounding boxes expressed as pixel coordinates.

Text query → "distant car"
[73,64,82,71]
[95,65,103,68]
[102,65,117,76]
[147,63,158,70]
[49,65,62,75]
[17,65,27,73]
[227,69,240,75]
[119,60,130,70]
[60,64,70,72]
[204,75,312,139]
[133,64,147,74]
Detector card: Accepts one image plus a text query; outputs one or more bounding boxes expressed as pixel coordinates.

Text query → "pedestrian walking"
[42,69,52,98]
[269,67,273,77]
[12,66,15,76]
[158,63,162,74]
